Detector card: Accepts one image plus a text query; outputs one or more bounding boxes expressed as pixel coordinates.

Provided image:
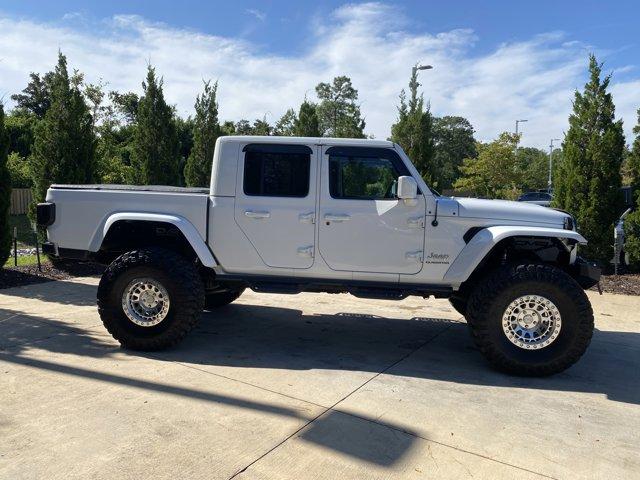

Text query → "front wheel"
[97,248,204,351]
[466,263,594,376]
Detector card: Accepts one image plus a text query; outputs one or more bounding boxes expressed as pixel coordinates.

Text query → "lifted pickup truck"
[37,136,600,376]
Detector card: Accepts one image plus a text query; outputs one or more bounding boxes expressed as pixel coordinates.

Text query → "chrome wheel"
[502,295,561,350]
[122,278,170,327]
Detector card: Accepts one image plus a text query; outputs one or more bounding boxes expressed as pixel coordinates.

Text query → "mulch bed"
[589,273,640,296]
[0,262,104,290]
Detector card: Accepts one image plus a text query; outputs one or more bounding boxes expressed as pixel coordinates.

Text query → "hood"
[454,197,568,227]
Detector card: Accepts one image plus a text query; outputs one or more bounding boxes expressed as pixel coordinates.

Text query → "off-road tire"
[449,295,468,317]
[97,248,204,351]
[204,288,245,309]
[466,263,594,376]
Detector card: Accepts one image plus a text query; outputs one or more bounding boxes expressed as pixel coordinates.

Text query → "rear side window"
[243,151,310,197]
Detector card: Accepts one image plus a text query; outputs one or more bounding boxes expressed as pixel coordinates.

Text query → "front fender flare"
[443,226,586,284]
[89,212,217,268]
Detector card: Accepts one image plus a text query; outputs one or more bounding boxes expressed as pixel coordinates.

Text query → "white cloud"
[0,2,638,148]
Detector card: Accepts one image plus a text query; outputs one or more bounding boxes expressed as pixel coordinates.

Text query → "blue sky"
[1,1,638,147]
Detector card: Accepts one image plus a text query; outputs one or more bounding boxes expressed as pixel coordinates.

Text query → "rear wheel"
[97,248,204,351]
[466,263,594,376]
[204,288,245,310]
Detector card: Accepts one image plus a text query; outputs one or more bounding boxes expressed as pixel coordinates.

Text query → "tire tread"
[466,263,594,376]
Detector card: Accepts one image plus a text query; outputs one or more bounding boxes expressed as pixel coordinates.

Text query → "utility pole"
[548,138,561,192]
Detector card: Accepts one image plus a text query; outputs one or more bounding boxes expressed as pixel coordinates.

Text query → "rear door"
[234,143,317,269]
[318,146,426,274]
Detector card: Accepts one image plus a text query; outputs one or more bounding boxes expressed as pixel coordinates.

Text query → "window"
[244,151,310,197]
[329,155,403,200]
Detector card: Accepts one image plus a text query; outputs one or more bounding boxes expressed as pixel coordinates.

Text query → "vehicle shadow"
[0,277,99,307]
[2,298,638,406]
[1,298,639,468]
[172,303,640,406]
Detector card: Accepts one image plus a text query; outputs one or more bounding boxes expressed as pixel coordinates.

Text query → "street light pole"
[408,63,433,149]
[412,64,433,76]
[548,138,561,192]
[514,119,528,160]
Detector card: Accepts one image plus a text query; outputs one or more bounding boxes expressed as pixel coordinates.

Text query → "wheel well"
[455,235,574,300]
[97,220,199,264]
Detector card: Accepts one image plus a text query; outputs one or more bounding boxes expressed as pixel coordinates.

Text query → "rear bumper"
[570,257,601,289]
[41,242,57,256]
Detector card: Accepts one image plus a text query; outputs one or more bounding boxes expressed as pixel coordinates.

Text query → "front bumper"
[570,257,601,289]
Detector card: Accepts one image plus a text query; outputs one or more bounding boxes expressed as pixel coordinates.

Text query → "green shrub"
[624,205,640,270]
[0,104,11,266]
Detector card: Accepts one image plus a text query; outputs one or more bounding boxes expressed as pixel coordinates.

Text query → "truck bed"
[45,184,210,254]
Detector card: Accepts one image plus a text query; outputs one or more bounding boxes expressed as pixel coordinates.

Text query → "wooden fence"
[10,188,32,215]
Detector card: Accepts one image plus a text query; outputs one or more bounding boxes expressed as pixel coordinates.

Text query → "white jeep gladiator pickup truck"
[37,136,600,376]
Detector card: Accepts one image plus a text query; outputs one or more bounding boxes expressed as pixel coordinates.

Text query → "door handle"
[244,210,270,219]
[324,214,351,222]
[297,246,314,258]
[299,212,315,224]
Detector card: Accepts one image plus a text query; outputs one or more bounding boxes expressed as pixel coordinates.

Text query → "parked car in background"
[517,191,553,207]
[612,208,632,269]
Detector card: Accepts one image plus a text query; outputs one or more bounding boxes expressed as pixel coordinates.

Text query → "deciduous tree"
[454,132,522,199]
[274,109,297,136]
[11,72,54,118]
[316,76,366,138]
[431,115,476,190]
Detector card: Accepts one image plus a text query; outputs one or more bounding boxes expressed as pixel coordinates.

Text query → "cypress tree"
[0,104,11,266]
[552,55,625,264]
[623,109,640,268]
[390,68,435,185]
[131,66,179,185]
[628,108,640,198]
[184,81,220,187]
[294,101,321,137]
[30,52,96,205]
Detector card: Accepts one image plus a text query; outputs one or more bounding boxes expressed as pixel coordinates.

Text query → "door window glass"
[244,151,310,197]
[329,156,401,199]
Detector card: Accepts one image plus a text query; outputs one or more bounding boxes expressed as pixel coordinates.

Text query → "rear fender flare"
[444,226,586,284]
[89,212,217,268]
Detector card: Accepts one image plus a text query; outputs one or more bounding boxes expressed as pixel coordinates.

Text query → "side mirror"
[397,176,417,200]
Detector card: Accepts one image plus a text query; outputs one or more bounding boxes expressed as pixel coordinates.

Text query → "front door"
[318,146,426,275]
[234,143,317,269]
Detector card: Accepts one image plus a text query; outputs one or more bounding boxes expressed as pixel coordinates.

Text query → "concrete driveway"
[1,276,639,480]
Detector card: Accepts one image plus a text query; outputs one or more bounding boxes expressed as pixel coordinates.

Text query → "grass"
[3,254,48,268]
